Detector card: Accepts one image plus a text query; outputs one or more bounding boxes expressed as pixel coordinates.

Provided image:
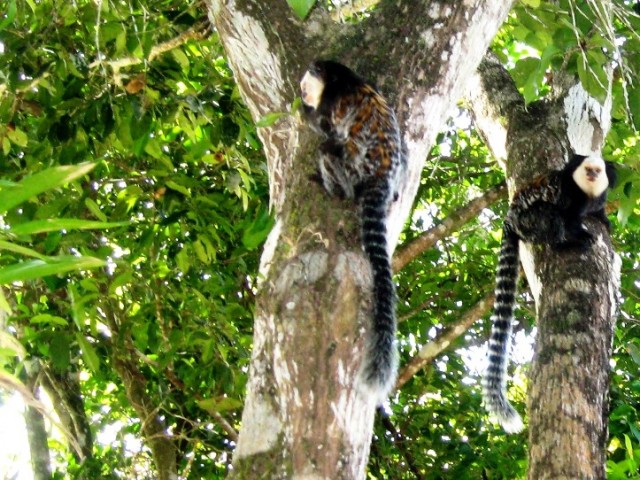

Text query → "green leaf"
[255,111,286,128]
[6,127,28,147]
[193,240,209,264]
[511,57,540,89]
[511,57,542,103]
[291,96,302,113]
[0,0,17,31]
[0,163,96,214]
[50,332,71,372]
[287,0,316,19]
[242,208,275,250]
[166,180,191,197]
[577,54,608,104]
[0,256,105,284]
[85,198,107,222]
[8,219,128,236]
[197,397,243,414]
[628,343,640,367]
[0,240,47,260]
[624,434,633,459]
[76,334,100,372]
[30,314,69,326]
[176,248,191,273]
[628,86,640,131]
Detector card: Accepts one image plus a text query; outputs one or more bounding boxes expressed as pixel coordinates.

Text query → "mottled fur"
[483,154,616,433]
[300,60,406,399]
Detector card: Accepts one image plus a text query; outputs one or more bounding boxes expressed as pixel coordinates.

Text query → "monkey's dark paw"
[554,234,593,252]
[320,139,343,158]
[309,171,323,185]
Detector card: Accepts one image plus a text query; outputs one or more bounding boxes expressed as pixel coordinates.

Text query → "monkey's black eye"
[310,61,326,77]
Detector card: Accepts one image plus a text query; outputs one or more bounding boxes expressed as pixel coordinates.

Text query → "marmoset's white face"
[300,70,324,110]
[573,155,609,198]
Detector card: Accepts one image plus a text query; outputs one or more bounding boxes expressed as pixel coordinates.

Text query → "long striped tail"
[358,179,398,400]
[482,226,524,433]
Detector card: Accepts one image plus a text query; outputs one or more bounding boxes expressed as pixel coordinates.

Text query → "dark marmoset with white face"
[300,60,407,401]
[483,153,617,433]
[299,60,405,200]
[506,154,617,249]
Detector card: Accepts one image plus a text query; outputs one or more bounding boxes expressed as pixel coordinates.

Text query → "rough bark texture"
[25,372,52,480]
[208,0,514,478]
[468,54,620,479]
[41,367,93,460]
[112,354,178,480]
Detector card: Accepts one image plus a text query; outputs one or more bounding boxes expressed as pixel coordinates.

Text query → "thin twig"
[395,291,495,390]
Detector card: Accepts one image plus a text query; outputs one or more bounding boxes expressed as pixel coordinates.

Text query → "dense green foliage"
[0,0,639,478]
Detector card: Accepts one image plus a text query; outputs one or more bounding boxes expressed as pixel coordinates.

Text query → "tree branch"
[111,354,178,480]
[135,350,239,442]
[395,291,495,390]
[89,22,210,86]
[104,302,178,480]
[466,52,524,173]
[2,22,211,97]
[40,367,93,460]
[377,411,425,479]
[393,182,507,272]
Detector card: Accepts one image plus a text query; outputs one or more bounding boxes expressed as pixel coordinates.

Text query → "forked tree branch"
[392,182,507,272]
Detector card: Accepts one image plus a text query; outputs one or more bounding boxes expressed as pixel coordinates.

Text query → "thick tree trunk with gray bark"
[208,0,514,477]
[468,54,619,479]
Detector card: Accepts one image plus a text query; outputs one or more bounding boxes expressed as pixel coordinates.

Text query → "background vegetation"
[0,0,638,478]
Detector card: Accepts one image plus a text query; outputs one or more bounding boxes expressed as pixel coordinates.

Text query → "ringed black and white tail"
[358,178,398,398]
[482,227,524,433]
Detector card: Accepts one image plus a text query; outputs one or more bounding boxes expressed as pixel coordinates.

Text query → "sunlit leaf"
[0,163,96,214]
[286,0,316,19]
[8,219,128,236]
[6,127,27,147]
[0,240,47,260]
[76,334,101,372]
[577,54,608,104]
[85,198,107,222]
[0,0,17,32]
[197,397,243,414]
[31,314,69,326]
[256,111,286,128]
[0,256,105,284]
[0,289,10,314]
[242,208,275,250]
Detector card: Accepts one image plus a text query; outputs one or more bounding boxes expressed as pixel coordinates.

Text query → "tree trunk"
[468,54,619,479]
[41,366,93,461]
[523,82,618,480]
[208,0,514,477]
[111,355,178,480]
[25,372,52,480]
